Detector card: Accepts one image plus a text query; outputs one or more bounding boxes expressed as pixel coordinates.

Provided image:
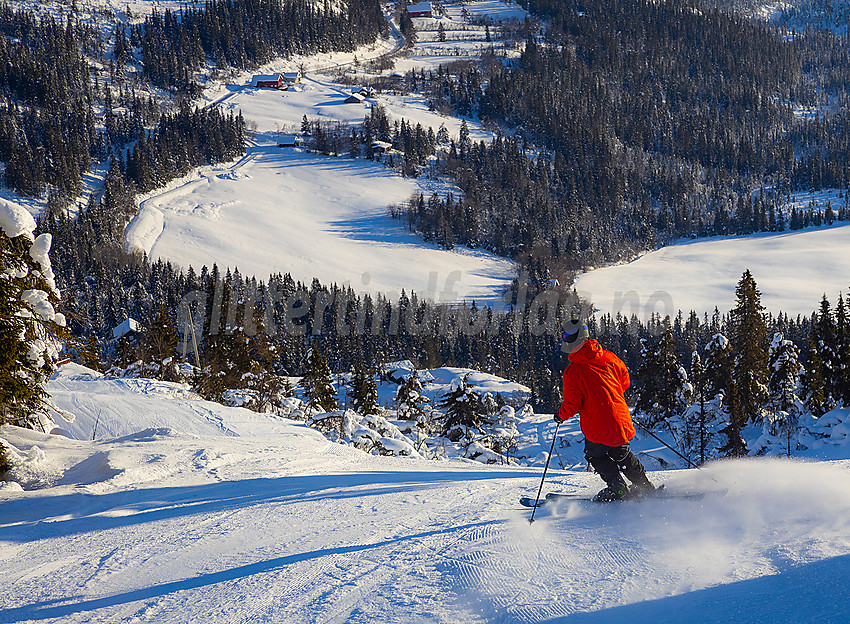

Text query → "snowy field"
[3,365,850,623]
[574,221,850,320]
[125,146,515,303]
[205,73,496,148]
[442,0,530,22]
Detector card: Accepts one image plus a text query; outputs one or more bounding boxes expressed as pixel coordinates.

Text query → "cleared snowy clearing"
[206,73,497,153]
[442,0,529,22]
[574,221,850,320]
[125,146,514,303]
[3,366,850,623]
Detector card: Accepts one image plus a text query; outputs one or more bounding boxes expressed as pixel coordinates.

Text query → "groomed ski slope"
[3,368,850,623]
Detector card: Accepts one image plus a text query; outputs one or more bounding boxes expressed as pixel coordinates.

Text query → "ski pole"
[634,421,697,469]
[529,420,561,524]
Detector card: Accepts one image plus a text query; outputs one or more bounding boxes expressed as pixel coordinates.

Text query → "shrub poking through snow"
[0,199,66,430]
[308,410,420,457]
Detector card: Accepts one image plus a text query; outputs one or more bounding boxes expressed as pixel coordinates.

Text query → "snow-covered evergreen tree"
[836,293,850,406]
[349,361,380,415]
[141,305,179,380]
[634,324,691,425]
[704,333,734,399]
[438,374,484,441]
[0,199,66,429]
[679,393,727,466]
[765,332,803,456]
[768,332,802,415]
[802,295,838,416]
[395,369,430,421]
[300,342,337,413]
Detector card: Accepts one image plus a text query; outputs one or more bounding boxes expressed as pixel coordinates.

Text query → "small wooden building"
[283,70,302,84]
[371,140,393,155]
[278,134,303,147]
[252,74,284,89]
[112,318,141,340]
[407,1,433,17]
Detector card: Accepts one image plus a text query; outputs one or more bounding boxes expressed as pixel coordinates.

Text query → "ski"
[520,486,726,507]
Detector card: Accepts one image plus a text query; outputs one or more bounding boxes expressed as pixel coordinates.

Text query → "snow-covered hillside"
[125,146,515,304]
[575,219,850,320]
[4,365,850,623]
[119,1,530,304]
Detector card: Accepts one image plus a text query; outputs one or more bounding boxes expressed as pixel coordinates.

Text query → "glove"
[554,412,564,422]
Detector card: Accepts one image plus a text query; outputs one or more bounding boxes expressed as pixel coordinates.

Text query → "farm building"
[112,318,141,340]
[283,70,302,84]
[371,140,393,155]
[278,134,302,147]
[345,92,366,104]
[252,74,283,89]
[407,2,432,17]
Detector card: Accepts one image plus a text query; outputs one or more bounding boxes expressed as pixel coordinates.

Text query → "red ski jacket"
[556,339,635,447]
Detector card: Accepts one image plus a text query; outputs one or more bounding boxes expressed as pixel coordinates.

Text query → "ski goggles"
[561,324,588,343]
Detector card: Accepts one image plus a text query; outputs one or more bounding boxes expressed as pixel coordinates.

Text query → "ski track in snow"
[5,369,850,623]
[6,442,850,624]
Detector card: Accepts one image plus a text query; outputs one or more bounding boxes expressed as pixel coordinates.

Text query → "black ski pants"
[584,440,649,489]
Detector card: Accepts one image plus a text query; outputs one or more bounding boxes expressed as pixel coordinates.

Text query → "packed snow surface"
[3,365,850,623]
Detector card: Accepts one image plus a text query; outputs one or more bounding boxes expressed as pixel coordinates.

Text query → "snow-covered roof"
[113,318,141,339]
[408,2,432,12]
[251,74,282,85]
[278,134,302,146]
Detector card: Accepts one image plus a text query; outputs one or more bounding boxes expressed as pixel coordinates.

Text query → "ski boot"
[627,478,656,498]
[593,483,630,502]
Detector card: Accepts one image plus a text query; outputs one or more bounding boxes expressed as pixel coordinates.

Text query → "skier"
[555,319,655,501]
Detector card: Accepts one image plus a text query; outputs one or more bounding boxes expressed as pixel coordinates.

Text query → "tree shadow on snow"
[544,553,850,624]
[0,469,534,542]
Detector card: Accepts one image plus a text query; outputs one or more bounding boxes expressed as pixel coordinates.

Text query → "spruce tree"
[1,200,66,429]
[438,374,483,441]
[768,332,802,414]
[767,332,802,456]
[721,270,769,456]
[634,324,690,425]
[836,294,850,407]
[729,270,770,422]
[142,305,179,380]
[349,361,380,415]
[703,333,734,400]
[301,342,337,413]
[802,296,838,415]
